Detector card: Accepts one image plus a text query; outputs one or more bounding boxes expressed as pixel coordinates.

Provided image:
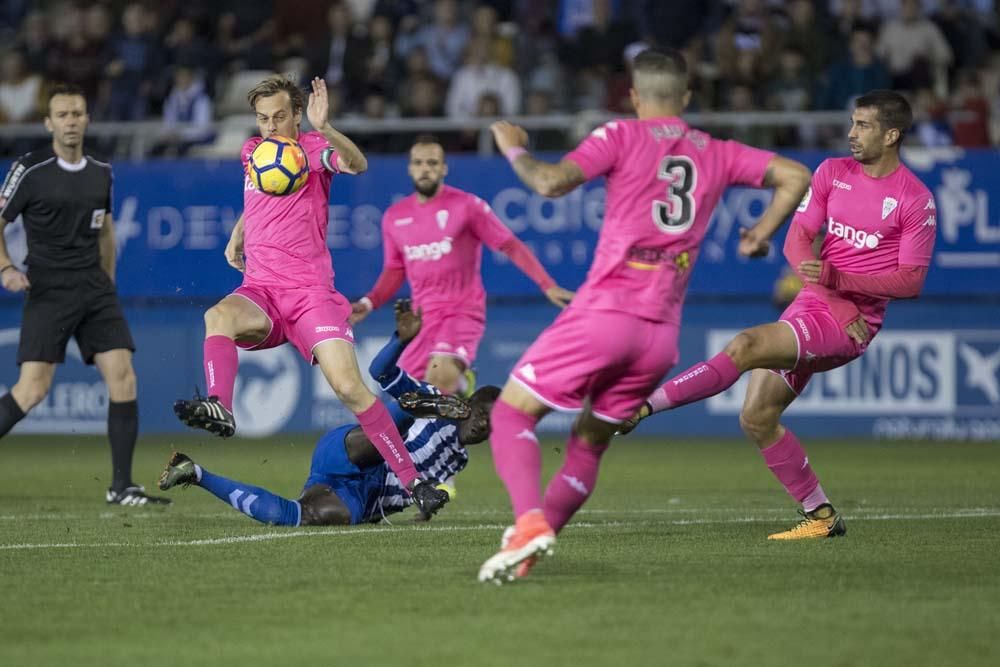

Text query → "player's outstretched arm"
[491,121,585,198]
[307,77,367,175]
[739,156,812,258]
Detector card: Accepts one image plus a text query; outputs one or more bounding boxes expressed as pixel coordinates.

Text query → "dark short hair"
[469,385,501,409]
[412,133,442,148]
[855,89,913,146]
[47,83,86,103]
[631,48,688,102]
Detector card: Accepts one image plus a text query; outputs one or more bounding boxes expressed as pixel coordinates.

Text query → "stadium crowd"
[1,0,999,152]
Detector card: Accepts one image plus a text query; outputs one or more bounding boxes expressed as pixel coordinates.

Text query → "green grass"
[1,435,998,667]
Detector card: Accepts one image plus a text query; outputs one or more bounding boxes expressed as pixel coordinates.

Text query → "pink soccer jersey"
[240,131,339,289]
[564,117,775,324]
[793,157,937,332]
[381,184,515,314]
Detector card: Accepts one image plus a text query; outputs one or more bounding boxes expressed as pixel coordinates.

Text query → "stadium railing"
[0,110,853,159]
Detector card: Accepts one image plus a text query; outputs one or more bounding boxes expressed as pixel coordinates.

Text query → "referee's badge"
[90,208,106,229]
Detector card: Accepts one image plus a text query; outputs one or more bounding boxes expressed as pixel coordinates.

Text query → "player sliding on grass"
[621,91,936,540]
[160,299,501,525]
[478,48,812,584]
[172,75,450,517]
[350,135,573,395]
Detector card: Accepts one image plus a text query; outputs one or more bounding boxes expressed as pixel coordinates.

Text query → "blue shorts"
[301,424,387,524]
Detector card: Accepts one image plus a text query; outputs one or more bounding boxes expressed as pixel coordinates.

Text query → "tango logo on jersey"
[828,217,881,250]
[243,174,257,192]
[404,237,453,261]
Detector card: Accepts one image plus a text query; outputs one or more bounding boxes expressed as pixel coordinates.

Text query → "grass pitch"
[1,434,998,667]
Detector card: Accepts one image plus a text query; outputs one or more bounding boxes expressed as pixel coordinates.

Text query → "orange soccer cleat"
[767,504,847,540]
[478,510,555,584]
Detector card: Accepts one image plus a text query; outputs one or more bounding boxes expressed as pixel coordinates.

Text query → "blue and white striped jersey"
[363,334,470,520]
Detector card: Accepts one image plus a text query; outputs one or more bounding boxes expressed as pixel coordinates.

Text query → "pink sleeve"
[720,140,775,187]
[302,132,338,173]
[564,122,620,180]
[790,160,833,236]
[382,217,404,270]
[824,264,928,299]
[783,220,817,275]
[468,196,515,250]
[366,267,406,309]
[498,237,556,291]
[897,190,937,267]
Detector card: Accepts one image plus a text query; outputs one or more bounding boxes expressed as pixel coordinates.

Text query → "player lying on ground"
[350,135,573,395]
[477,48,812,584]
[620,90,936,540]
[160,299,501,525]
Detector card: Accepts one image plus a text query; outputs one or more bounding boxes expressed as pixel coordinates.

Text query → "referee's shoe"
[173,392,236,438]
[106,485,172,506]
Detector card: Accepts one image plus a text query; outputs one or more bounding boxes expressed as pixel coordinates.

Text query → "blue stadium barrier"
[0,150,997,438]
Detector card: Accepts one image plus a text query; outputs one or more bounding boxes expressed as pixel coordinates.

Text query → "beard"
[414,178,441,197]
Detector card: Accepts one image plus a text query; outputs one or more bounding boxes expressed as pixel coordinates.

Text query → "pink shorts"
[232,283,353,363]
[398,309,485,379]
[510,307,680,423]
[774,291,868,394]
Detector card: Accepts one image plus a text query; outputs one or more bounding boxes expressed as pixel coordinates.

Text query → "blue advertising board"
[2,147,999,300]
[0,301,996,440]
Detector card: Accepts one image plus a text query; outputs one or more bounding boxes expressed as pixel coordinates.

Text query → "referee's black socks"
[108,400,139,492]
[0,392,26,438]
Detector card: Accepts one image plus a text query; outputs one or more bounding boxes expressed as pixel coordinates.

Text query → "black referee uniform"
[0,147,134,364]
[0,147,167,505]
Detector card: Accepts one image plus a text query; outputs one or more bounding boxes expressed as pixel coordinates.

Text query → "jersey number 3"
[652,156,696,234]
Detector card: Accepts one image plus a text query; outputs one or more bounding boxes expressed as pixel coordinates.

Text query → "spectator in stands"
[523,89,565,151]
[104,4,163,121]
[362,14,397,93]
[318,1,370,106]
[446,38,521,118]
[155,66,215,156]
[215,3,275,71]
[715,0,780,89]
[395,0,470,80]
[876,0,953,91]
[47,5,108,103]
[817,25,891,110]
[13,10,50,74]
[401,76,444,118]
[912,87,954,145]
[949,69,991,147]
[721,83,775,147]
[164,18,222,96]
[780,0,835,80]
[0,50,42,124]
[933,0,992,72]
[765,45,812,146]
[471,4,515,69]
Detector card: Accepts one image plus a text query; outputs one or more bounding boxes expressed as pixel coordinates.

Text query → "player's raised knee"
[739,407,780,444]
[724,331,761,368]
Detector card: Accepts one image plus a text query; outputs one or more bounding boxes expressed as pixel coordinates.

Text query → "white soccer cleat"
[478,510,555,585]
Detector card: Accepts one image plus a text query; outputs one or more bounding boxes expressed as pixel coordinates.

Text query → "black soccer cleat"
[158,451,198,491]
[174,393,236,437]
[409,479,451,518]
[398,392,471,420]
[106,485,172,506]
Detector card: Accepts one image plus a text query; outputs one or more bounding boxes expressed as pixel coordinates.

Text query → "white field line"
[1,510,999,551]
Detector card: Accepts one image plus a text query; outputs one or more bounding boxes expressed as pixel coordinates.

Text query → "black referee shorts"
[17,268,135,365]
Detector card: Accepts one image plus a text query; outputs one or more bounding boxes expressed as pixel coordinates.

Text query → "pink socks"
[203,335,238,410]
[489,399,543,519]
[650,351,742,413]
[543,434,609,534]
[760,428,827,510]
[356,401,419,489]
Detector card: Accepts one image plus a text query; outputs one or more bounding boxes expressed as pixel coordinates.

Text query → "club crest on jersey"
[436,210,449,230]
[882,197,898,220]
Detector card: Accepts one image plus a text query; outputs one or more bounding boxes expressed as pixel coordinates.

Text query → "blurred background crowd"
[2,0,1000,155]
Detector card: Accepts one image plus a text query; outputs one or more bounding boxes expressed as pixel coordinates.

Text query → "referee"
[0,83,168,506]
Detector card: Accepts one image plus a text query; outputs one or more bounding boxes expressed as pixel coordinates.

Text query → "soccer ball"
[248,135,309,196]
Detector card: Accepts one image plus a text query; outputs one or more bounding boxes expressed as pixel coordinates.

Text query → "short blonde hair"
[247,75,305,113]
